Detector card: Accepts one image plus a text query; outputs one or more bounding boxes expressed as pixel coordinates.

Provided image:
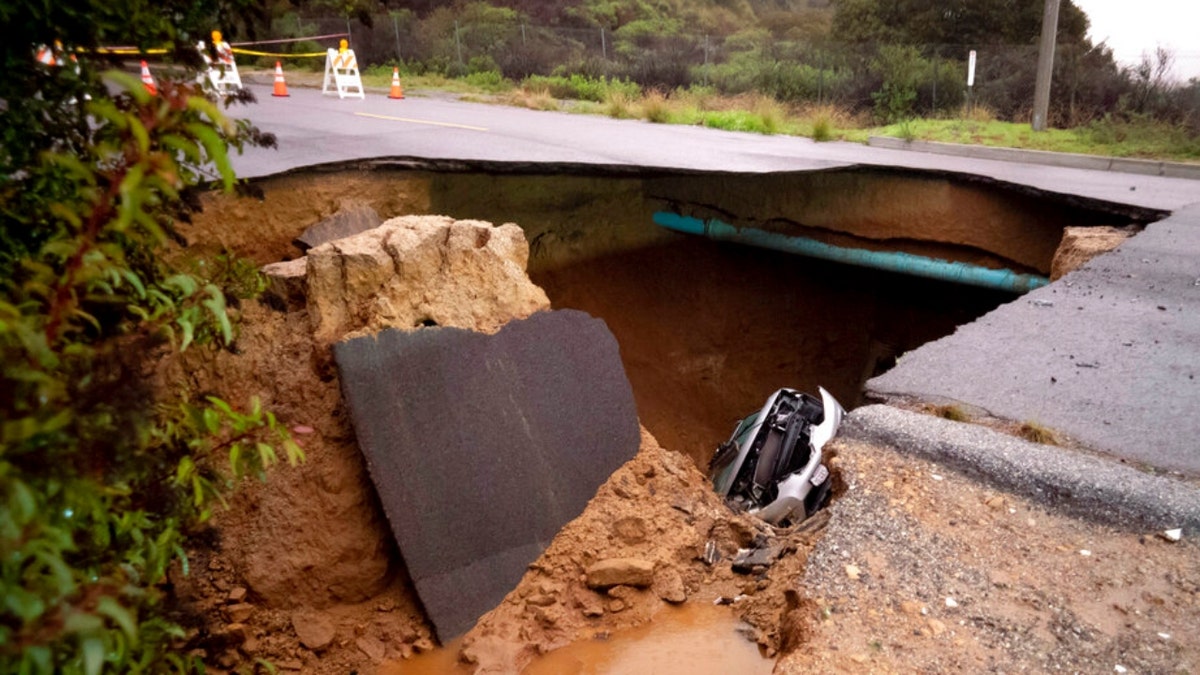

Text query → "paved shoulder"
[868,204,1200,476]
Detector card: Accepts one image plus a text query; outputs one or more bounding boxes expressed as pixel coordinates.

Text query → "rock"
[223,623,248,644]
[899,600,924,616]
[413,637,435,653]
[294,202,382,252]
[927,618,947,636]
[524,593,557,608]
[355,636,386,663]
[1050,226,1135,281]
[227,587,248,603]
[654,568,687,604]
[578,594,605,617]
[612,516,648,544]
[261,258,308,311]
[585,558,655,589]
[607,599,627,613]
[1162,528,1183,542]
[291,612,336,651]
[276,660,303,671]
[306,216,550,345]
[225,603,254,623]
[845,564,861,581]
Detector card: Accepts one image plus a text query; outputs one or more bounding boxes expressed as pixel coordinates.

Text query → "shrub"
[1,4,300,672]
[464,69,510,92]
[603,90,635,119]
[870,45,926,123]
[640,90,672,123]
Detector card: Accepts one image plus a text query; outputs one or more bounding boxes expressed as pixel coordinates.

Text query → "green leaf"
[8,478,37,523]
[64,612,104,634]
[96,597,138,643]
[174,545,190,577]
[4,587,46,623]
[256,442,277,467]
[80,634,105,675]
[202,407,220,434]
[105,69,150,105]
[186,122,235,190]
[128,115,151,154]
[177,316,195,352]
[206,397,234,417]
[202,285,232,344]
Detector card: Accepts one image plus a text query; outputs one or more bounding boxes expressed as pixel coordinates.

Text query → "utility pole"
[1031,0,1061,131]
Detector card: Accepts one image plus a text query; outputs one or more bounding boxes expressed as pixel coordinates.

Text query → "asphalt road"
[232,83,1200,212]
[232,83,1200,479]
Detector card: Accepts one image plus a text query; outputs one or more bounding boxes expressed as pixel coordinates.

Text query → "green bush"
[870,45,926,123]
[464,69,510,92]
[1,3,300,672]
[522,74,641,102]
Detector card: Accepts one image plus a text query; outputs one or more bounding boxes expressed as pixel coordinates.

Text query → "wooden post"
[1032,0,1062,131]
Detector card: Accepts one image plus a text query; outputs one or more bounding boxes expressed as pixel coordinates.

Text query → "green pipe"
[653,212,1049,294]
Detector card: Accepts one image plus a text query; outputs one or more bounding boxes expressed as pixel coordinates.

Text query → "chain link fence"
[262,12,1198,128]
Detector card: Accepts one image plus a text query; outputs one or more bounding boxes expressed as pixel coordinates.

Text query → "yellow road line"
[354,112,487,132]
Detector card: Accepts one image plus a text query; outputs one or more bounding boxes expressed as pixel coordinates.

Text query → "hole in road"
[191,164,1154,468]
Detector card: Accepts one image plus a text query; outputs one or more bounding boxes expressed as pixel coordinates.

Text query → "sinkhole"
[193,161,1156,468]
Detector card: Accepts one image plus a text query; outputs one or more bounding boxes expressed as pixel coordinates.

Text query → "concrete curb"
[842,405,1200,536]
[868,136,1200,181]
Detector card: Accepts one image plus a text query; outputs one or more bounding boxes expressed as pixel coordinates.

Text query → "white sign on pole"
[968,50,977,87]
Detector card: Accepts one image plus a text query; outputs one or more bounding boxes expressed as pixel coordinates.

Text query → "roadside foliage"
[1,1,301,672]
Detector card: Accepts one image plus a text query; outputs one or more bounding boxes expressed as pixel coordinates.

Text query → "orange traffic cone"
[272,61,290,97]
[388,67,404,100]
[140,60,157,96]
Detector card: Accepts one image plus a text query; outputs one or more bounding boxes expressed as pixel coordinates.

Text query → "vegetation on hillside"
[237,0,1200,135]
[1,1,301,672]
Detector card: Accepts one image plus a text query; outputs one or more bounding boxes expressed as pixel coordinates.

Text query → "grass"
[932,404,971,422]
[1017,421,1060,446]
[338,67,1200,162]
[866,115,1200,162]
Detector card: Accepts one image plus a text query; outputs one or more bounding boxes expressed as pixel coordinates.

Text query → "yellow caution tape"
[230,47,327,58]
[95,48,170,55]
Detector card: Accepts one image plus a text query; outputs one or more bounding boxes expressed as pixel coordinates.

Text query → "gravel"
[842,404,1200,534]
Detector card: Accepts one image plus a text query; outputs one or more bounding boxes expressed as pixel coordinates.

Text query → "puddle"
[383,603,773,675]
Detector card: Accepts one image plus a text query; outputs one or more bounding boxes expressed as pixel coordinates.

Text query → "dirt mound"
[454,428,827,673]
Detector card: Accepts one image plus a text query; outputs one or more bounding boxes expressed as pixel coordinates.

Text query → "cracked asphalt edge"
[840,404,1200,536]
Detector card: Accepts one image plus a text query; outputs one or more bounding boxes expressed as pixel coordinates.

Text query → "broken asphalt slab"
[333,309,640,641]
[842,405,1200,536]
[868,202,1200,476]
[293,202,382,252]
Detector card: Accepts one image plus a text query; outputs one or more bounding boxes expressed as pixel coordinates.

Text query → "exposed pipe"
[652,212,1049,294]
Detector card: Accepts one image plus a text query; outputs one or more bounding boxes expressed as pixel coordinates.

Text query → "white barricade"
[322,44,364,100]
[199,31,242,94]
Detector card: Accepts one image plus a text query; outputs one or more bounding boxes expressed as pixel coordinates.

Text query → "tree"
[830,0,1091,47]
[1,2,301,672]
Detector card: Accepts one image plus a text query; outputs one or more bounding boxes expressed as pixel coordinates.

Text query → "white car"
[709,387,845,525]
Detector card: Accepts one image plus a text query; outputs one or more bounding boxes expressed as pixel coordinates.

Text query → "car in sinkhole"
[708,387,845,525]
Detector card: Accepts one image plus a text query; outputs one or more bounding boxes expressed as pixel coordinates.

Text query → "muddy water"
[384,604,772,675]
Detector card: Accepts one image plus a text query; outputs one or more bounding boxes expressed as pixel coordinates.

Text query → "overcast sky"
[1073,0,1200,81]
